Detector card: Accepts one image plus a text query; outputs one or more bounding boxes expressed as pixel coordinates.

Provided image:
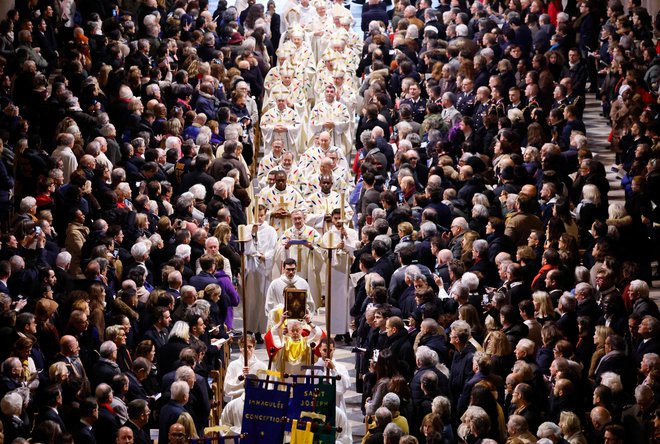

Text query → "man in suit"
[143,306,172,351]
[370,239,395,286]
[636,316,660,365]
[54,335,89,389]
[125,358,150,401]
[575,282,602,320]
[124,400,150,444]
[35,384,66,431]
[595,334,637,393]
[0,357,23,398]
[449,320,476,409]
[73,398,100,444]
[188,255,218,291]
[556,294,578,346]
[158,381,189,444]
[94,384,121,444]
[361,0,389,34]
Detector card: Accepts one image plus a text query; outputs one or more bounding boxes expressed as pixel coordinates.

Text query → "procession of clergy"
[218,3,363,438]
[243,0,362,377]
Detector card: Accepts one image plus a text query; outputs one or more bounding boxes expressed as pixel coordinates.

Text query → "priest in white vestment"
[272,209,323,308]
[309,84,351,154]
[305,174,353,234]
[258,170,305,235]
[259,90,302,155]
[257,138,285,187]
[308,339,352,412]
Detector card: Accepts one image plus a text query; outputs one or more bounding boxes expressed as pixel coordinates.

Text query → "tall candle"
[339,192,345,221]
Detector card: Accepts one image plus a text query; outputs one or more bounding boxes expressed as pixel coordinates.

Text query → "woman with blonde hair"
[48,361,69,384]
[71,299,90,316]
[176,411,199,439]
[106,324,133,373]
[589,325,614,381]
[482,330,514,379]
[88,283,107,342]
[559,411,587,444]
[396,222,417,252]
[460,230,480,268]
[202,283,228,337]
[532,291,555,324]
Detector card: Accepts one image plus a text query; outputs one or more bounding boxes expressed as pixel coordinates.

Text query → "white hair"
[600,372,623,394]
[1,392,23,416]
[189,184,206,201]
[20,196,36,212]
[131,242,149,260]
[169,321,190,341]
[452,217,469,231]
[170,380,190,402]
[175,244,191,259]
[461,272,480,291]
[56,251,72,268]
[537,422,561,438]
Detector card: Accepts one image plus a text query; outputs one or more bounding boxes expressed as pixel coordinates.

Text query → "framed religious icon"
[285,288,307,320]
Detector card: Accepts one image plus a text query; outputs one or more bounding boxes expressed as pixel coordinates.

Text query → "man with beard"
[265,258,317,322]
[258,170,305,235]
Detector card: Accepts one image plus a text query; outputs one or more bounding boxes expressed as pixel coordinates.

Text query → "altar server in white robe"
[265,257,317,320]
[320,209,359,335]
[223,334,267,399]
[273,209,323,309]
[309,338,352,412]
[244,205,278,337]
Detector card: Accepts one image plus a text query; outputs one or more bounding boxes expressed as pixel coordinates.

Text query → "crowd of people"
[0,0,659,443]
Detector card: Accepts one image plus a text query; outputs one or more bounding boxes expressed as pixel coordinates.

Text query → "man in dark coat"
[180,154,216,200]
[72,398,100,444]
[635,316,660,365]
[449,320,476,408]
[158,381,189,444]
[209,140,250,188]
[595,334,637,393]
[91,341,122,388]
[124,399,151,444]
[382,316,415,379]
[94,384,121,444]
[35,384,67,431]
[361,0,389,33]
[370,240,396,286]
[189,255,218,291]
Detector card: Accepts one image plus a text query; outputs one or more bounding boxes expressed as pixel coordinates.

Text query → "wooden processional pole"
[237,225,250,367]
